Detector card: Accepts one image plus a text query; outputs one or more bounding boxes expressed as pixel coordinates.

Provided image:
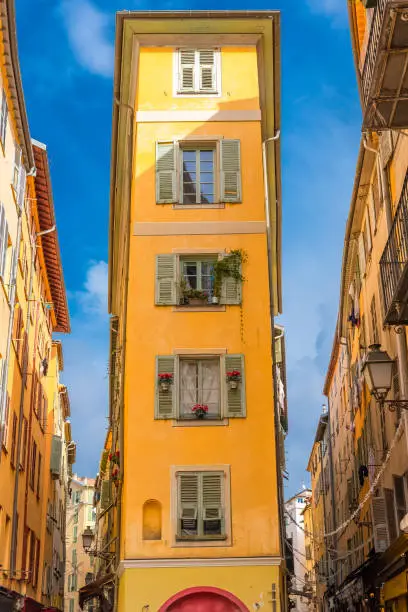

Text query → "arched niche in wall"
[142,499,162,540]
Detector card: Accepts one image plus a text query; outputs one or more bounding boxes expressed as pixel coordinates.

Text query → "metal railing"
[380,172,408,322]
[361,0,388,107]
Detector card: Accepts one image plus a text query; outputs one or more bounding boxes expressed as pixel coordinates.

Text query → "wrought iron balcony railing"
[361,0,408,130]
[380,172,408,323]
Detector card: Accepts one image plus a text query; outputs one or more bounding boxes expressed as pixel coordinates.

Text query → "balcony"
[362,0,408,130]
[380,173,408,323]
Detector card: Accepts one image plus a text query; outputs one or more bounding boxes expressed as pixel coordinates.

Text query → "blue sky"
[15,0,362,496]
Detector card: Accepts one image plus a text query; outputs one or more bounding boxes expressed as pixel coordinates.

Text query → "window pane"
[183,150,196,162]
[183,262,197,289]
[183,172,196,182]
[200,150,213,162]
[180,361,199,417]
[200,359,220,417]
[201,262,215,294]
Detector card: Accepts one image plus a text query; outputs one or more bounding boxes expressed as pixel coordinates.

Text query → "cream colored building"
[64,476,96,612]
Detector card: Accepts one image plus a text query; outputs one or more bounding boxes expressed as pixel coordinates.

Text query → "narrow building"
[0,2,72,610]
[84,9,287,612]
[306,0,408,608]
[64,476,96,612]
[285,489,312,611]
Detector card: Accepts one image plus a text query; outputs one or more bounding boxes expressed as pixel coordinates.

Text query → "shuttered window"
[182,148,215,204]
[370,296,379,344]
[50,435,62,478]
[180,358,221,419]
[155,354,246,420]
[155,139,241,205]
[0,203,9,279]
[13,147,26,210]
[156,253,242,307]
[358,233,366,279]
[371,491,390,552]
[177,49,218,94]
[0,89,8,147]
[177,471,225,540]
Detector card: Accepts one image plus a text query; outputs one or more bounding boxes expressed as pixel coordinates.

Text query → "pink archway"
[159,586,250,612]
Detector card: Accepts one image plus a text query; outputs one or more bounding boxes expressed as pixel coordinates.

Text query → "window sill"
[173,305,226,312]
[172,535,231,548]
[176,534,227,541]
[173,204,225,210]
[172,418,228,427]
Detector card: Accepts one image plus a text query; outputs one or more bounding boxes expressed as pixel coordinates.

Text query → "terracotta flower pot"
[229,380,238,390]
[160,381,170,392]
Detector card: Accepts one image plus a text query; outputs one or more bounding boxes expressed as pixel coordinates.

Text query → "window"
[394,476,406,530]
[370,296,379,344]
[177,49,219,94]
[181,148,215,204]
[176,470,226,540]
[72,548,77,566]
[156,354,245,420]
[0,204,8,279]
[10,413,17,468]
[180,358,220,419]
[155,253,242,306]
[20,417,28,471]
[69,600,74,612]
[73,509,78,525]
[37,453,42,497]
[156,139,241,204]
[30,441,37,490]
[0,89,7,147]
[180,256,217,300]
[74,490,81,504]
[73,526,77,543]
[2,392,10,451]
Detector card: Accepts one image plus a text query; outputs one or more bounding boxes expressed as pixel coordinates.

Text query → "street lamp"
[362,344,408,411]
[82,527,95,552]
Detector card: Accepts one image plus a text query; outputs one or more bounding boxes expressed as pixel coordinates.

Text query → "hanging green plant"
[213,249,247,298]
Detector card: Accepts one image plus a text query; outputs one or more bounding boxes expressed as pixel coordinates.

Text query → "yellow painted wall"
[136,46,260,111]
[118,565,282,611]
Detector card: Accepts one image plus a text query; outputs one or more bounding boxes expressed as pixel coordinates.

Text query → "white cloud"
[74,260,108,316]
[61,260,109,477]
[61,0,114,77]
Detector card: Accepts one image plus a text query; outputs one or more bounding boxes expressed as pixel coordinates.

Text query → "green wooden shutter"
[156,142,177,203]
[50,435,62,478]
[220,140,241,203]
[371,491,390,552]
[384,487,398,543]
[155,254,177,305]
[179,49,195,92]
[155,356,176,419]
[198,50,216,91]
[219,258,242,305]
[224,354,246,417]
[100,480,111,510]
[178,472,199,537]
[202,472,224,536]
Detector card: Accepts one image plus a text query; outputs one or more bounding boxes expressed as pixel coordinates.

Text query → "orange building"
[86,9,288,612]
[0,2,72,610]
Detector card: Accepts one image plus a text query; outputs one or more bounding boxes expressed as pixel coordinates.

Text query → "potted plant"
[191,403,209,419]
[183,288,209,306]
[158,372,173,392]
[112,465,120,486]
[226,370,241,390]
[109,449,120,465]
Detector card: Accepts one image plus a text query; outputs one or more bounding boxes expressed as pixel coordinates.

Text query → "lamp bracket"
[381,399,408,412]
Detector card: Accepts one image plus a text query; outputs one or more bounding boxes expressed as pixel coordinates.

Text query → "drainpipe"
[364,137,408,453]
[262,131,287,612]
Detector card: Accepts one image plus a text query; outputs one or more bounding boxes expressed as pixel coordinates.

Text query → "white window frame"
[178,356,222,420]
[180,146,217,205]
[179,255,218,298]
[170,464,231,548]
[173,48,221,97]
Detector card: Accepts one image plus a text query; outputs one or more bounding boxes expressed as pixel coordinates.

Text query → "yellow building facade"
[87,10,286,612]
[0,2,72,610]
[305,0,408,609]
